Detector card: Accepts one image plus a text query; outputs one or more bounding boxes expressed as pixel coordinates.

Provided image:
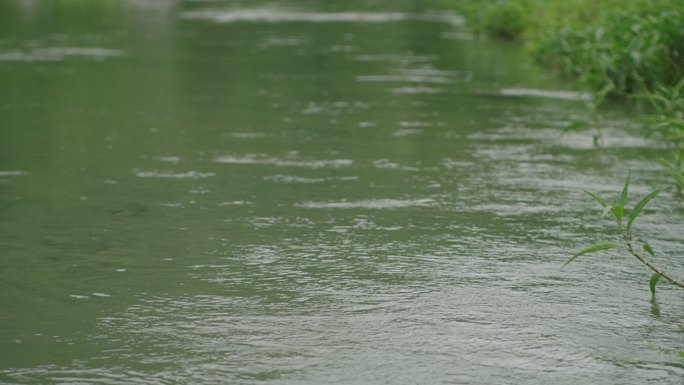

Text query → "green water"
[1,1,682,384]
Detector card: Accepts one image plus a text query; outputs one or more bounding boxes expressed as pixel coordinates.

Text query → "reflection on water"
[0,0,682,384]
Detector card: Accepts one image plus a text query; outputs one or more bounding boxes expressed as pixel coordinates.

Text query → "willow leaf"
[620,172,630,207]
[643,243,656,257]
[563,242,620,268]
[611,205,624,223]
[627,186,670,233]
[583,189,608,208]
[649,273,662,296]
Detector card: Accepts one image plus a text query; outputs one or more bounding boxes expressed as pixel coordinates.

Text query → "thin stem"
[625,241,684,289]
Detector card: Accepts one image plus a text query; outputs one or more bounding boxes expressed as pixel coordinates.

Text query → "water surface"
[1,1,682,384]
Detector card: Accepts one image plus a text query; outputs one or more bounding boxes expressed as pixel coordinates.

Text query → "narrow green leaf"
[665,117,684,129]
[563,242,621,268]
[583,189,608,208]
[640,92,671,109]
[620,172,630,207]
[627,186,670,233]
[674,77,684,94]
[679,351,684,360]
[611,205,624,223]
[649,273,662,296]
[643,243,656,257]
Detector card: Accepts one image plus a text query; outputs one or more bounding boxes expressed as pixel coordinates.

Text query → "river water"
[1,1,682,384]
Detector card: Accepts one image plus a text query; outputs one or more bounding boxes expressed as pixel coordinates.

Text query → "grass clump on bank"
[440,0,684,100]
[533,6,684,99]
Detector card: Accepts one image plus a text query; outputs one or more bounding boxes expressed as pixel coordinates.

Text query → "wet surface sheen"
[0,1,682,384]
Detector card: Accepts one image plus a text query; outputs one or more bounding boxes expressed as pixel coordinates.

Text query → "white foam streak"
[264,175,326,184]
[499,88,590,101]
[134,170,215,179]
[214,155,352,169]
[357,75,451,84]
[391,86,442,94]
[298,198,434,209]
[0,171,28,177]
[181,9,464,25]
[355,54,435,63]
[183,10,407,23]
[0,47,124,62]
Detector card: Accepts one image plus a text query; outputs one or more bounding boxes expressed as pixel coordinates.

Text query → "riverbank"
[437,0,684,100]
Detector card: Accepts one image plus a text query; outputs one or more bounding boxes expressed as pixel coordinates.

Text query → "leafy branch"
[565,174,684,295]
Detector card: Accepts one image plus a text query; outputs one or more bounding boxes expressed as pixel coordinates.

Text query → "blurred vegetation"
[437,0,684,100]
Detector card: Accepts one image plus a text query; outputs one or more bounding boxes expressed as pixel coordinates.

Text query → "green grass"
[437,0,684,99]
